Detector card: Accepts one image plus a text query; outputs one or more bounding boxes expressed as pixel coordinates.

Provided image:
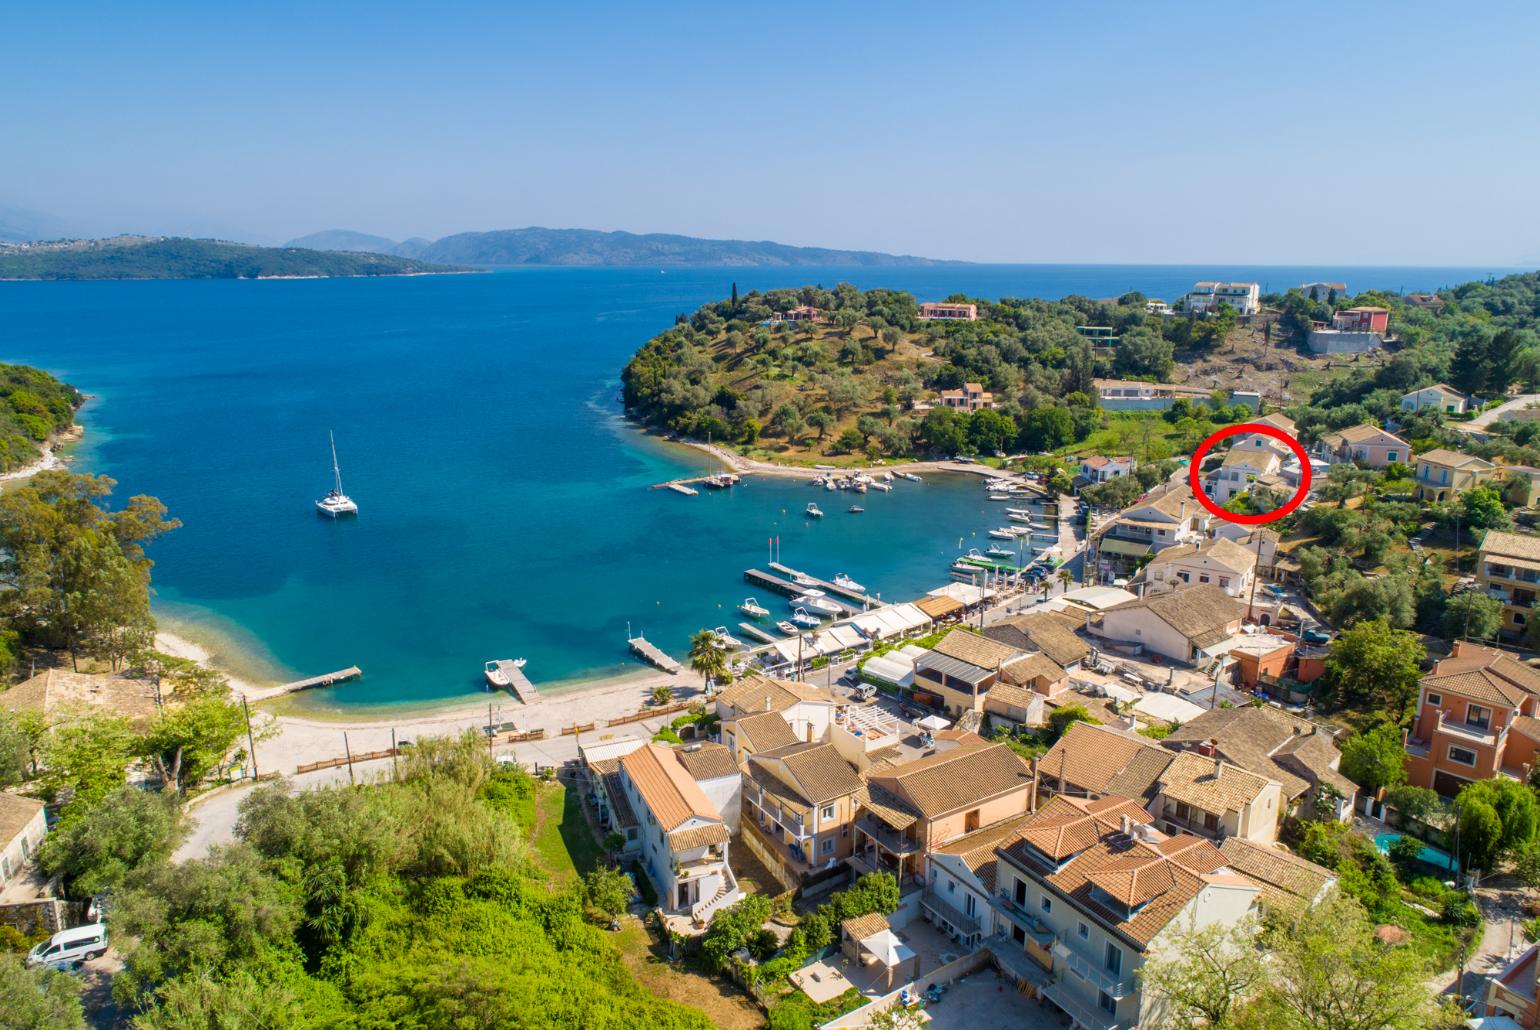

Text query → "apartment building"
[1183,281,1261,316]
[619,743,740,923]
[1092,585,1247,665]
[740,741,864,888]
[715,674,835,758]
[1414,448,1497,502]
[1079,455,1136,484]
[1202,448,1283,504]
[1404,641,1540,796]
[991,793,1262,1029]
[1478,530,1540,642]
[911,629,1031,716]
[923,815,1033,949]
[1091,483,1213,573]
[1140,536,1258,599]
[1299,281,1347,303]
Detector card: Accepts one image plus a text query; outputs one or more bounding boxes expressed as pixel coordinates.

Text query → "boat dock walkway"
[743,568,861,615]
[628,635,680,674]
[666,483,699,496]
[652,472,741,493]
[768,562,870,606]
[737,622,780,645]
[490,660,541,704]
[275,666,362,694]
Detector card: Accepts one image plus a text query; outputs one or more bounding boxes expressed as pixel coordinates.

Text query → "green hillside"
[0,236,468,280]
[0,363,82,472]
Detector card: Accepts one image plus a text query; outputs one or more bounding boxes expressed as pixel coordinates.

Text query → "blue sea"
[0,263,1520,712]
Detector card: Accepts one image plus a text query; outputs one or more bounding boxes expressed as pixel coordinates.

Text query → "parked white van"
[26,923,108,968]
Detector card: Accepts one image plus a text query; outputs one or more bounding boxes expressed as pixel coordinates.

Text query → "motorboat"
[483,658,527,689]
[315,431,358,517]
[833,573,865,593]
[806,503,824,518]
[790,608,822,628]
[1004,508,1038,519]
[950,559,980,575]
[848,505,865,513]
[900,472,922,482]
[794,594,841,615]
[881,471,894,482]
[869,481,892,492]
[988,528,1017,540]
[711,626,745,649]
[824,478,837,491]
[739,597,770,618]
[988,491,1013,501]
[854,481,867,493]
[986,544,1015,558]
[792,573,818,586]
[775,620,800,635]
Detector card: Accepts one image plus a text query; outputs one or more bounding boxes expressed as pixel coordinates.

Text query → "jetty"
[275,666,362,695]
[768,562,869,606]
[652,472,740,493]
[628,634,680,674]
[737,621,780,645]
[488,659,540,704]
[666,483,699,496]
[743,569,861,615]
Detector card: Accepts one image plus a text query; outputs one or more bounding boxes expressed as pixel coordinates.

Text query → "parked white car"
[26,923,108,969]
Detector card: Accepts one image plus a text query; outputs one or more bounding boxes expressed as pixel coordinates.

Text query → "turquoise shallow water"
[0,263,1516,711]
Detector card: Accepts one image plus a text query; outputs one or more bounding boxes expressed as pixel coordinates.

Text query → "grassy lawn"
[530,781,604,885]
[1060,413,1184,461]
[612,920,765,1030]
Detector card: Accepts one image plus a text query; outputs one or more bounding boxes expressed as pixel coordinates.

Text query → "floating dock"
[768,562,870,606]
[489,660,541,704]
[737,622,780,645]
[628,635,680,674]
[276,666,362,694]
[666,483,699,496]
[743,569,861,615]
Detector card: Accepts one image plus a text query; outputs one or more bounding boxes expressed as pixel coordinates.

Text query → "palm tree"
[688,629,729,688]
[1057,568,1075,593]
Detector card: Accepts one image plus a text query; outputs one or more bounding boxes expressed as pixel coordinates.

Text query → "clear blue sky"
[5,1,1538,264]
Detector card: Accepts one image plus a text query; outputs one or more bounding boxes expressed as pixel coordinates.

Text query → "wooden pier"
[768,562,870,606]
[628,635,680,674]
[737,621,780,645]
[489,660,541,704]
[743,569,861,615]
[275,666,362,695]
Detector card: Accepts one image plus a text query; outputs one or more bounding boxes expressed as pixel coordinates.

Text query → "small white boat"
[951,560,979,575]
[775,620,799,635]
[483,658,527,688]
[1004,508,1037,518]
[794,594,841,615]
[806,503,824,518]
[790,608,821,628]
[900,472,922,482]
[739,597,770,618]
[966,549,988,561]
[988,528,1017,540]
[792,573,818,586]
[711,626,745,649]
[833,573,865,593]
[848,505,865,513]
[986,544,1015,558]
[854,481,867,494]
[881,471,894,482]
[824,478,837,491]
[988,492,1013,501]
[870,481,892,492]
[315,431,358,517]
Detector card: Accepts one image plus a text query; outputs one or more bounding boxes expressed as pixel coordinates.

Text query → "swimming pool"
[1375,832,1458,874]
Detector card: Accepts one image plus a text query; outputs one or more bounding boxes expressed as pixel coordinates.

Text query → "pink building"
[919,302,978,322]
[1331,307,1389,334]
[940,382,995,412]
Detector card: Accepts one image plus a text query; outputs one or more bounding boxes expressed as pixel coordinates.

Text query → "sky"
[5,1,1540,264]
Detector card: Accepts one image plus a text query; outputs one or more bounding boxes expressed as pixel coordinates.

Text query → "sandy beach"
[670,433,1011,483]
[0,423,83,484]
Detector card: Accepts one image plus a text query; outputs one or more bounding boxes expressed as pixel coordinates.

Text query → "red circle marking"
[1187,423,1312,525]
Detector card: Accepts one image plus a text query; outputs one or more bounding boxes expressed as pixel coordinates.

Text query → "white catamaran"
[315,431,358,517]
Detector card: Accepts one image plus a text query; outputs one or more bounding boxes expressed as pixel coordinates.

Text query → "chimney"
[1198,737,1218,758]
[1120,814,1132,836]
[765,697,772,712]
[1213,754,1224,780]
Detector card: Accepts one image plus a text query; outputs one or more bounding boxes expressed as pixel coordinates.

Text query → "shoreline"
[653,429,1012,484]
[0,423,83,483]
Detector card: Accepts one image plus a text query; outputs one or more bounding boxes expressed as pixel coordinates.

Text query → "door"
[677,882,690,909]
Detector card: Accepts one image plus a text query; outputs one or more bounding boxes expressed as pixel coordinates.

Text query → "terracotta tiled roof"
[0,791,44,846]
[1103,585,1245,647]
[1480,530,1540,564]
[1163,707,1346,801]
[751,742,863,804]
[1,669,160,725]
[714,674,832,717]
[983,683,1041,711]
[1219,838,1336,909]
[842,912,891,942]
[1039,722,1174,801]
[732,710,801,752]
[620,743,723,831]
[667,823,731,850]
[929,629,1024,671]
[855,783,920,830]
[985,610,1092,668]
[869,742,1032,819]
[1157,751,1274,815]
[1152,833,1229,874]
[998,652,1067,688]
[1335,424,1407,447]
[1420,669,1531,709]
[675,742,741,782]
[1511,716,1540,743]
[1418,448,1493,470]
[1088,853,1178,907]
[933,816,1032,893]
[1146,537,1257,575]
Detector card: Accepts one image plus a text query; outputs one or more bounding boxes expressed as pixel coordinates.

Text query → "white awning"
[850,613,896,640]
[862,654,915,687]
[916,714,951,732]
[826,625,867,650]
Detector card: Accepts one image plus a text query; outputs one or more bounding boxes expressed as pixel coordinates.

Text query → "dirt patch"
[1169,312,1388,407]
[613,919,764,1029]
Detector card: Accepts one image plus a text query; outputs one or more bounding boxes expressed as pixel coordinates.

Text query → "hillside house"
[1401,383,1468,414]
[1184,281,1261,316]
[1478,530,1540,641]
[1414,448,1496,501]
[1140,536,1258,599]
[619,743,740,923]
[1403,642,1540,796]
[1314,424,1410,469]
[918,302,978,321]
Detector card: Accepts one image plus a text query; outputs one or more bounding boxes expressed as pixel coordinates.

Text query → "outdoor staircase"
[690,869,741,925]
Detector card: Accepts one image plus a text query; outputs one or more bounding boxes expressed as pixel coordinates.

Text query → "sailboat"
[315,431,358,517]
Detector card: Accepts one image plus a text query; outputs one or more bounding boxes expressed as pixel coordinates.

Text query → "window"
[821,838,834,855]
[947,879,956,894]
[1448,745,1478,767]
[1014,880,1027,905]
[1199,574,1211,584]
[1219,577,1230,590]
[1099,992,1116,1014]
[1388,451,1399,463]
[1040,896,1052,914]
[1204,812,1219,831]
[1426,692,1442,707]
[965,894,977,917]
[1077,921,1089,940]
[1466,705,1491,730]
[821,804,835,820]
[1105,942,1123,976]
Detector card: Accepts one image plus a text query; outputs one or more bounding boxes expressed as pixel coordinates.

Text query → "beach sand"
[0,424,83,484]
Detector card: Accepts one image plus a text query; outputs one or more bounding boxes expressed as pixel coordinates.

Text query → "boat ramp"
[488,660,541,704]
[628,634,680,674]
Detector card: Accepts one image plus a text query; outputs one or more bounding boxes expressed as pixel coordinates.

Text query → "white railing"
[1051,940,1134,998]
[691,866,740,924]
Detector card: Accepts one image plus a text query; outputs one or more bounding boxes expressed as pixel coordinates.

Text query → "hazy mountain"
[0,236,467,280]
[286,226,962,267]
[285,229,401,255]
[0,204,80,243]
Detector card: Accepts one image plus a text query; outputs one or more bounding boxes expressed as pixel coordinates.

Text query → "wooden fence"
[608,700,695,726]
[295,747,398,775]
[561,722,597,737]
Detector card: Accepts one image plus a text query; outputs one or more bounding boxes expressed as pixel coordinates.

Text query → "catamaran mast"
[329,430,344,495]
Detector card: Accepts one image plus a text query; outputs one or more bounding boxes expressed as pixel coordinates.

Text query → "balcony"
[1052,939,1135,998]
[1159,807,1223,839]
[746,795,810,842]
[921,891,980,937]
[1432,709,1498,747]
[855,815,920,857]
[1041,981,1129,1030]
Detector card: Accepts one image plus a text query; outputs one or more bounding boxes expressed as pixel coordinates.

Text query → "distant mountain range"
[284,227,962,267]
[0,236,467,280]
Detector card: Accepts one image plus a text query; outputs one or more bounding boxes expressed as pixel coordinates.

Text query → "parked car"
[1302,626,1331,644]
[27,924,108,969]
[853,683,877,701]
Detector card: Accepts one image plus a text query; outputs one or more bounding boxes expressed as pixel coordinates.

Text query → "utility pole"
[343,732,355,786]
[488,702,496,754]
[390,728,399,780]
[1245,531,1264,624]
[241,696,259,780]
